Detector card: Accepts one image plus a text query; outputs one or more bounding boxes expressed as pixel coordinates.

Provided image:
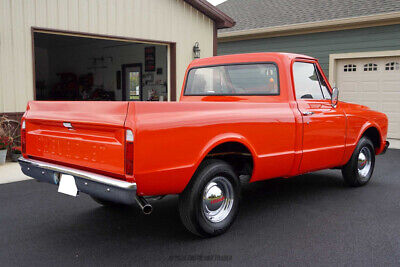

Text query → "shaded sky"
[206,0,227,6]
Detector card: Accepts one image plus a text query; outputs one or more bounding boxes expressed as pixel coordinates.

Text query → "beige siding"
[0,0,214,113]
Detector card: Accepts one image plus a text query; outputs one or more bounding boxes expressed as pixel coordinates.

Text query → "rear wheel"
[342,136,375,187]
[178,159,240,237]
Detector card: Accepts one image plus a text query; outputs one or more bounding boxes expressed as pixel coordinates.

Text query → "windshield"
[184,63,279,96]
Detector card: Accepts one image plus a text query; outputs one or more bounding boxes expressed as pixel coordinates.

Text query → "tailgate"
[24,101,129,177]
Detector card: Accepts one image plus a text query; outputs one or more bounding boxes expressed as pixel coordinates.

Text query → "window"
[128,71,140,100]
[315,67,331,99]
[364,63,378,71]
[344,64,357,72]
[293,62,325,100]
[385,62,400,70]
[184,63,279,96]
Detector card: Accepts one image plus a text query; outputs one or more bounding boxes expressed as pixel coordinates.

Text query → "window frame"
[344,64,357,72]
[291,60,332,101]
[183,62,281,96]
[385,62,400,71]
[314,64,332,100]
[364,63,378,71]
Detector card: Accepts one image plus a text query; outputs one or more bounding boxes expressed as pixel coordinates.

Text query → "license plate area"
[58,174,78,197]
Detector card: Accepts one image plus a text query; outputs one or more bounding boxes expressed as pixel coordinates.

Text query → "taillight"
[125,129,134,175]
[21,120,26,154]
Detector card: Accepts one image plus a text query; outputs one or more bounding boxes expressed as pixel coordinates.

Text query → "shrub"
[0,136,12,150]
[0,116,21,152]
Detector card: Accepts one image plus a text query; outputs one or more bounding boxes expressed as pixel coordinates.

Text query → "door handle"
[302,111,314,116]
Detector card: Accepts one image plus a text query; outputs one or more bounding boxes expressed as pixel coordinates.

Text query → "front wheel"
[178,159,240,237]
[342,136,375,187]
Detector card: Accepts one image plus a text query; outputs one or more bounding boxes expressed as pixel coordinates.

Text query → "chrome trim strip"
[18,157,136,190]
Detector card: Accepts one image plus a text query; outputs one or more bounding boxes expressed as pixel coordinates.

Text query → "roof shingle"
[217,0,400,32]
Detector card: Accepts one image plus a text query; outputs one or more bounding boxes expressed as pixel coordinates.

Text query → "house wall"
[218,24,400,79]
[0,0,215,113]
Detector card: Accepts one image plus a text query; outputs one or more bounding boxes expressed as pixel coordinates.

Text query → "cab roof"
[189,52,316,68]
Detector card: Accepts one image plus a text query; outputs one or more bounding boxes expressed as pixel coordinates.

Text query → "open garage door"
[33,31,170,102]
[336,56,400,147]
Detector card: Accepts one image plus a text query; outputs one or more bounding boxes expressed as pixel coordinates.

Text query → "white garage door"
[336,56,400,144]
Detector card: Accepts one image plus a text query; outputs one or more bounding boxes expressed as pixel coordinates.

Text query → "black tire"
[342,136,375,187]
[178,159,240,237]
[91,196,121,207]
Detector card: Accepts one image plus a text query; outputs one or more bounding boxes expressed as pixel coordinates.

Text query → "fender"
[342,121,384,165]
[357,122,384,152]
[187,133,257,183]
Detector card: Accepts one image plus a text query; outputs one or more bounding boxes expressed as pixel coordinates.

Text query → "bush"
[0,116,21,152]
[11,146,21,154]
[0,136,12,150]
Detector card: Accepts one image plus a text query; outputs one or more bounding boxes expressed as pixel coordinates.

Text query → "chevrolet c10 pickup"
[19,53,389,237]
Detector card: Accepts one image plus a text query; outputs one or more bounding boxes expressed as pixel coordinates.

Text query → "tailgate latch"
[63,122,74,130]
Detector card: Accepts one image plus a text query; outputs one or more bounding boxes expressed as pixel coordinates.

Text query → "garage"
[332,51,400,147]
[0,0,235,119]
[34,31,169,102]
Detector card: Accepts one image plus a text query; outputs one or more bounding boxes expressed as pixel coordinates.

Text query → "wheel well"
[362,127,381,150]
[205,142,254,182]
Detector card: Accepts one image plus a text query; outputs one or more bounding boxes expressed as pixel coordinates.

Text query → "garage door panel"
[387,113,399,119]
[363,102,379,110]
[362,92,380,98]
[388,122,400,139]
[336,55,400,141]
[341,81,358,91]
[340,81,359,102]
[360,82,380,93]
[381,82,400,92]
[341,93,359,103]
[382,103,400,114]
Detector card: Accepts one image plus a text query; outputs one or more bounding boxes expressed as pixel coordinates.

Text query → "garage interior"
[34,32,169,102]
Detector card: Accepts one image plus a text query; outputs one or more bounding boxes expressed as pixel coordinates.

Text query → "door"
[293,61,346,173]
[122,64,142,101]
[336,56,400,143]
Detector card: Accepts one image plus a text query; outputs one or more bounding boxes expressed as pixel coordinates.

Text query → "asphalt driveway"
[1,149,399,266]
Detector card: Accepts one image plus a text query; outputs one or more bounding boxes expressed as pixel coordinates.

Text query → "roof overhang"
[218,11,400,42]
[183,0,235,29]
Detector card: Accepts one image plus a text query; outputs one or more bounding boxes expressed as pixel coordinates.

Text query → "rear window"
[184,63,279,96]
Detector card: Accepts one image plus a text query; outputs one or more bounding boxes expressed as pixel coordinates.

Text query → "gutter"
[184,0,236,29]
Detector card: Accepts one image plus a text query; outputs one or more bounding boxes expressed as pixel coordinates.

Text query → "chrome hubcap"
[202,176,234,223]
[358,147,372,181]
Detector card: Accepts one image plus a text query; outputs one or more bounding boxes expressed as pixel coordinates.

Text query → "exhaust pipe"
[135,196,153,215]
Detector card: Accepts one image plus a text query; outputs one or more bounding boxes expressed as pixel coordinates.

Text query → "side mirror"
[331,87,339,108]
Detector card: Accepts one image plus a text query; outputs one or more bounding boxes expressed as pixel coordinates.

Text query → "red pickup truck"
[19,53,389,237]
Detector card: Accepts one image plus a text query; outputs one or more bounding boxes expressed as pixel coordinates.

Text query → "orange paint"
[22,53,389,196]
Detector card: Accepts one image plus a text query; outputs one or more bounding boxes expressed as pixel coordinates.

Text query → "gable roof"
[217,0,400,34]
[183,0,235,29]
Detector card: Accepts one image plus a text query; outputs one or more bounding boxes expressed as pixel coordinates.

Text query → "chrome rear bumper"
[18,157,137,205]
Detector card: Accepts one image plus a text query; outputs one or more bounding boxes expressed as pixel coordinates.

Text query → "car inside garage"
[34,32,169,102]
